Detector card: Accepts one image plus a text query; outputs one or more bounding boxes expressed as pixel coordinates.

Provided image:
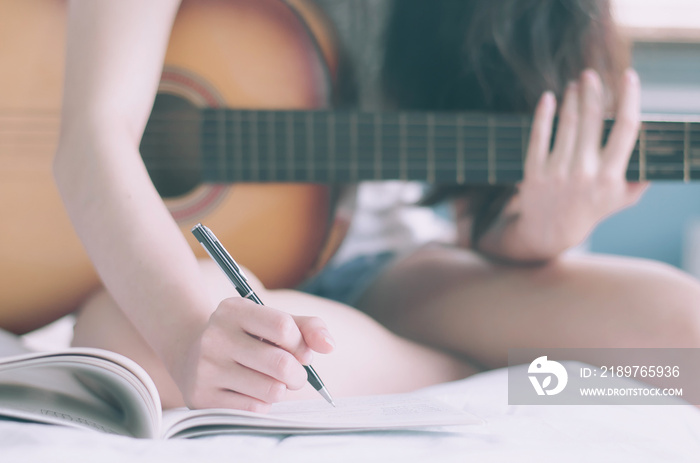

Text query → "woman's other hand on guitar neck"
[474,69,649,264]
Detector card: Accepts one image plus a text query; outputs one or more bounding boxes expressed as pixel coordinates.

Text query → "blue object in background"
[589,42,700,270]
[590,183,700,269]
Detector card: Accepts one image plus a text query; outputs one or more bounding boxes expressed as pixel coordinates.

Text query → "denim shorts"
[297,251,397,307]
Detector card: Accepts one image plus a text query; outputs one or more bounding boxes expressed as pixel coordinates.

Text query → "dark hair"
[381,0,629,247]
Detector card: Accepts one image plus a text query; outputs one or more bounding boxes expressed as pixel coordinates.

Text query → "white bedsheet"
[2,364,700,463]
[4,319,700,462]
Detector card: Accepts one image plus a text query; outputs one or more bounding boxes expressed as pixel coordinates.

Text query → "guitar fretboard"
[198,109,700,184]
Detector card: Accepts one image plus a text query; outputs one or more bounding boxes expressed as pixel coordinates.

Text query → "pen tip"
[317,385,336,407]
[331,400,337,408]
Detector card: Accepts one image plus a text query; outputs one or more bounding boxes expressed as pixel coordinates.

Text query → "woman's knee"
[549,255,700,348]
[631,261,700,347]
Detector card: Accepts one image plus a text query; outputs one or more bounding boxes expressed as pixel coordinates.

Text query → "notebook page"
[163,392,481,438]
[268,393,480,428]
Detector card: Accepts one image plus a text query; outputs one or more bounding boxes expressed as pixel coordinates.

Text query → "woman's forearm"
[473,209,559,265]
[54,132,211,371]
[54,0,208,373]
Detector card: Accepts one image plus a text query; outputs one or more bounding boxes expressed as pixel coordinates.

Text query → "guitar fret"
[456,114,465,184]
[286,112,294,181]
[267,111,276,181]
[521,116,528,167]
[328,112,335,183]
[233,110,242,181]
[639,124,647,181]
[350,113,358,181]
[685,121,691,183]
[487,116,496,184]
[250,111,259,181]
[218,108,227,181]
[427,113,435,183]
[307,112,314,182]
[374,113,382,180]
[399,113,407,180]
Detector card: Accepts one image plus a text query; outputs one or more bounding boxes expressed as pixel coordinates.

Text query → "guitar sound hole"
[140,93,202,198]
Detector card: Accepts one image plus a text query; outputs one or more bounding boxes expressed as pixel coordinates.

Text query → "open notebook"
[0,329,480,439]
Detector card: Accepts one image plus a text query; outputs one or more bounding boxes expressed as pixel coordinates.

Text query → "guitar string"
[2,110,699,124]
[2,108,700,119]
[1,150,694,168]
[1,148,693,165]
[0,126,695,140]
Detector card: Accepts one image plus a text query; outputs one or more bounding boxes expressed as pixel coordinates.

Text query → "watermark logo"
[510,348,695,405]
[528,356,568,396]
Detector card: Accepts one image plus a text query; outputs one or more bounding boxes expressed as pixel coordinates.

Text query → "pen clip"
[192,223,249,283]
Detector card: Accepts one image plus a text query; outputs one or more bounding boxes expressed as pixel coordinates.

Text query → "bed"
[2,317,699,463]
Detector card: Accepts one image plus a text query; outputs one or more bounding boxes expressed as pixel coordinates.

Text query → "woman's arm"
[471,69,648,264]
[55,0,204,371]
[54,0,332,411]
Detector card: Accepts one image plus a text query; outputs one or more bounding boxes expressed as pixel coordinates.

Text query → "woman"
[54,0,700,411]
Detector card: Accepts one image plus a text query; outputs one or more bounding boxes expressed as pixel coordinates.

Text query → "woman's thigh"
[357,243,700,369]
[71,259,476,409]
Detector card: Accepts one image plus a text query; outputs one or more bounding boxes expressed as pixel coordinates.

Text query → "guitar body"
[0,0,344,334]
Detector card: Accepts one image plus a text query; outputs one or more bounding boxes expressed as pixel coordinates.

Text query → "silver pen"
[191,223,336,407]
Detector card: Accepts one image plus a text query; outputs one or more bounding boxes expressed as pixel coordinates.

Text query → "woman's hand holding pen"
[172,297,335,412]
[476,68,649,263]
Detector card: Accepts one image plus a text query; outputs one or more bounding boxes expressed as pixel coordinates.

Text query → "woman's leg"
[357,243,700,369]
[72,259,476,408]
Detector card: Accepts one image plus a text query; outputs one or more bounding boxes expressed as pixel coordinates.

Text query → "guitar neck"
[197,109,700,184]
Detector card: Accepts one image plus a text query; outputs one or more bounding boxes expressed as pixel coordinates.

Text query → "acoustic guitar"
[1,0,699,334]
[1,0,343,333]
